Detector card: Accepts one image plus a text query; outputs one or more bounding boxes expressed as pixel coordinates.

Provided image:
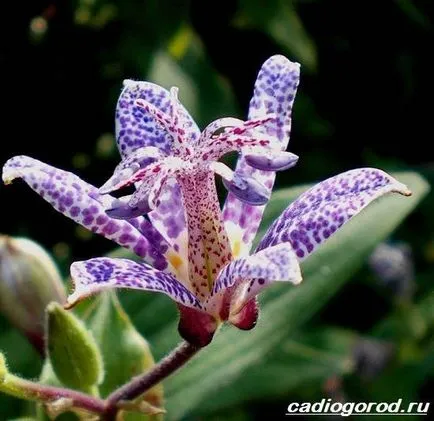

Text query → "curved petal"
[229,298,259,330]
[205,243,301,317]
[211,243,301,295]
[2,156,169,269]
[68,257,201,309]
[116,80,200,157]
[223,55,301,257]
[148,182,189,282]
[256,168,412,259]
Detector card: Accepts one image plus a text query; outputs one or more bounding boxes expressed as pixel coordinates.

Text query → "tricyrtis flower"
[2,55,411,346]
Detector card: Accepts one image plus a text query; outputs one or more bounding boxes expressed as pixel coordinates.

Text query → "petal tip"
[293,272,303,285]
[269,54,301,68]
[389,177,412,197]
[2,159,21,184]
[122,79,137,87]
[399,186,412,197]
[64,291,81,309]
[63,300,75,310]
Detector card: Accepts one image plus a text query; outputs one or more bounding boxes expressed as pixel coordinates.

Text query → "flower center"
[98,88,299,299]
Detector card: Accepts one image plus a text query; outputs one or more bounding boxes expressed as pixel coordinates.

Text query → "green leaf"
[199,327,356,414]
[46,302,103,393]
[236,0,317,71]
[84,292,164,419]
[155,171,428,420]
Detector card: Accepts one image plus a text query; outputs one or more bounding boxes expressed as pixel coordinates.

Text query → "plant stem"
[103,341,200,419]
[0,373,106,413]
[1,341,201,419]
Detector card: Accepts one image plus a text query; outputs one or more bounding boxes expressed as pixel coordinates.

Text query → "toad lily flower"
[2,55,411,346]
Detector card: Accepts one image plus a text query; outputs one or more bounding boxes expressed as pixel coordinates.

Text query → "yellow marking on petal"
[232,240,241,259]
[168,253,183,270]
[166,251,189,286]
[225,221,251,258]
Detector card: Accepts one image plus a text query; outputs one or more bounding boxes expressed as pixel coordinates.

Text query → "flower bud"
[369,241,414,299]
[0,236,66,353]
[352,338,395,380]
[87,292,164,409]
[46,302,104,392]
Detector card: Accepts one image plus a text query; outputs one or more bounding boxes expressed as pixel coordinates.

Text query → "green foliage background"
[0,0,433,419]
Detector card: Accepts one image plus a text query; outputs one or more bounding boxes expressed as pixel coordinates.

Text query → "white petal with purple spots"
[206,243,301,314]
[223,55,301,257]
[256,168,412,260]
[116,80,200,157]
[68,257,201,308]
[2,155,169,270]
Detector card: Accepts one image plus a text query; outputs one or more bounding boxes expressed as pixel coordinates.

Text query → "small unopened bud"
[46,302,104,392]
[369,242,414,299]
[352,338,395,380]
[0,236,66,353]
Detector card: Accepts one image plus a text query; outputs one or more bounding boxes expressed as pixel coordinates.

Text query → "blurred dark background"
[0,0,433,419]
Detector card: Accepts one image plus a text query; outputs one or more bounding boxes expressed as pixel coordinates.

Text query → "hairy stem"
[1,341,201,419]
[103,341,200,418]
[0,373,106,413]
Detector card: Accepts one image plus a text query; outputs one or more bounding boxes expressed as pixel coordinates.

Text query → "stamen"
[135,95,194,157]
[211,162,270,206]
[99,147,162,194]
[99,166,138,194]
[200,117,244,142]
[222,172,270,206]
[105,195,151,219]
[244,151,299,171]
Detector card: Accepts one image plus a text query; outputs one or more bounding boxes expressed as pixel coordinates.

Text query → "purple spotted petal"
[116,80,200,157]
[257,168,412,260]
[68,257,201,309]
[148,182,188,273]
[2,156,169,269]
[223,55,301,256]
[206,243,301,315]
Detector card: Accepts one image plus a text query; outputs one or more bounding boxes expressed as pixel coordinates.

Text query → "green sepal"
[84,291,164,418]
[46,302,104,392]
